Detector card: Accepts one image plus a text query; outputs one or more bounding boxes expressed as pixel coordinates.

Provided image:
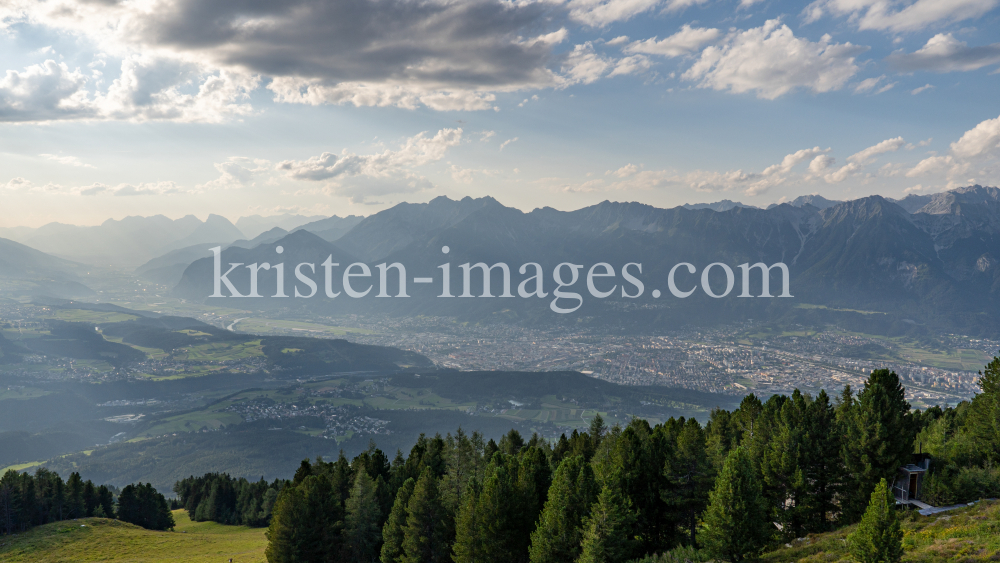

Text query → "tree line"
[173,472,285,527]
[258,366,998,563]
[0,467,174,535]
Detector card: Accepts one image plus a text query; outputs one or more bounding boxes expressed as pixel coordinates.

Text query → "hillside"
[0,510,266,562]
[761,500,1000,562]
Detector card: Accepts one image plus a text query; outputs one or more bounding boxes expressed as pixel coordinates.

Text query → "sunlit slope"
[0,510,266,563]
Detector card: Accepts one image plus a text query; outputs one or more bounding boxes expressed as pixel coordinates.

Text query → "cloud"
[10,0,589,114]
[625,25,721,58]
[606,36,630,46]
[201,157,272,189]
[0,56,258,123]
[848,136,906,164]
[906,114,1000,179]
[276,128,461,202]
[888,34,1000,73]
[853,74,896,94]
[499,137,519,151]
[479,130,497,142]
[40,154,95,168]
[0,60,93,122]
[821,137,905,182]
[682,20,868,99]
[804,0,999,33]
[911,84,934,95]
[72,181,181,196]
[567,0,664,26]
[951,114,1000,159]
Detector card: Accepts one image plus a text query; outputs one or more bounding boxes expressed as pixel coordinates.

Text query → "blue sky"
[1,0,999,227]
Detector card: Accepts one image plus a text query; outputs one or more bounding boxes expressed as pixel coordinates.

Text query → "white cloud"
[479,130,497,142]
[568,0,664,26]
[852,74,896,94]
[911,83,934,95]
[821,137,905,183]
[606,36,630,46]
[40,154,95,168]
[951,114,1000,159]
[906,114,1000,179]
[0,56,258,123]
[889,34,1000,73]
[609,55,652,77]
[0,60,93,122]
[848,136,906,164]
[275,128,461,202]
[625,25,721,58]
[682,20,868,99]
[499,137,519,151]
[201,157,272,190]
[804,0,999,33]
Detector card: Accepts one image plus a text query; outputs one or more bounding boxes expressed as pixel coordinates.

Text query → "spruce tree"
[577,484,638,563]
[401,468,449,563]
[452,478,483,563]
[344,471,382,563]
[703,446,771,562]
[528,455,597,563]
[469,458,520,563]
[65,472,86,519]
[846,479,903,563]
[662,417,714,546]
[843,370,913,523]
[381,478,416,563]
[265,475,343,562]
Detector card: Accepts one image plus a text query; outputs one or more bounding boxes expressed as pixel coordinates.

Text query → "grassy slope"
[762,500,1000,562]
[0,510,266,563]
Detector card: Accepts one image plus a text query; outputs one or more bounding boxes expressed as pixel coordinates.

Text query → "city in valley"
[2,278,987,413]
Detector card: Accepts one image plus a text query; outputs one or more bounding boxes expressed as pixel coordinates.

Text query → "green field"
[0,386,50,400]
[48,310,140,324]
[762,500,1000,562]
[0,510,267,562]
[232,317,372,336]
[895,343,991,371]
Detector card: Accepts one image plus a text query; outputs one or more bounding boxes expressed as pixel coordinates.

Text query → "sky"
[1,0,999,228]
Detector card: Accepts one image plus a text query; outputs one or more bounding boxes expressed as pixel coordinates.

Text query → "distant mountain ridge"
[168,185,1000,335]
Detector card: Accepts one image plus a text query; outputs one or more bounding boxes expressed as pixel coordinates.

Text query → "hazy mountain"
[293,215,365,242]
[768,194,842,210]
[170,187,1000,335]
[1,215,245,267]
[227,227,290,249]
[235,214,326,239]
[683,199,757,212]
[334,196,503,261]
[0,237,94,298]
[135,243,220,287]
[173,229,362,300]
[892,193,936,213]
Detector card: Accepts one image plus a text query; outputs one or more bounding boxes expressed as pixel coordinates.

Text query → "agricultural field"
[231,317,372,337]
[0,510,267,563]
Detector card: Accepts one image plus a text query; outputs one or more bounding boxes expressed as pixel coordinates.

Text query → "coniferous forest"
[0,468,173,534]
[248,365,999,563]
[2,363,997,562]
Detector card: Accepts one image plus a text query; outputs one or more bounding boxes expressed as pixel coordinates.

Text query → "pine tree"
[843,370,913,523]
[528,455,597,563]
[703,446,771,562]
[65,472,86,519]
[967,357,1000,463]
[401,468,449,563]
[801,390,843,533]
[577,485,638,563]
[265,475,343,563]
[451,478,483,563]
[381,478,416,563]
[846,479,903,563]
[345,471,383,563]
[466,456,521,563]
[662,417,714,546]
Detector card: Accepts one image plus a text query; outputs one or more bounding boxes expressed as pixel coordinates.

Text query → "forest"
[0,467,173,534]
[243,364,997,562]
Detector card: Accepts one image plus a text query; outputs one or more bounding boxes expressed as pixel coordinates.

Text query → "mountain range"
[166,185,1000,336]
